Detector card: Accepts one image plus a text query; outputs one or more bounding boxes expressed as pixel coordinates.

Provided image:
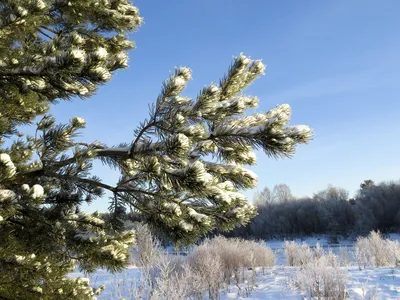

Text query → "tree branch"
[115,192,151,214]
[44,172,157,198]
[73,177,117,192]
[129,121,156,158]
[97,148,130,157]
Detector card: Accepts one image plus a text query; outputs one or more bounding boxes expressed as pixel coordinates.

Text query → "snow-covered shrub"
[187,236,275,298]
[207,237,246,284]
[246,240,274,275]
[131,223,162,266]
[234,239,274,290]
[246,240,275,269]
[296,252,347,300]
[203,236,274,284]
[355,231,400,268]
[128,235,275,299]
[314,242,324,260]
[284,241,313,266]
[122,252,204,300]
[149,255,194,300]
[164,254,187,275]
[126,224,201,299]
[388,239,400,266]
[189,243,224,300]
[337,246,353,267]
[148,254,187,287]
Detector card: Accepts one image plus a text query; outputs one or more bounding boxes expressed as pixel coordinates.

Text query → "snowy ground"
[219,267,400,300]
[71,265,400,299]
[70,234,400,299]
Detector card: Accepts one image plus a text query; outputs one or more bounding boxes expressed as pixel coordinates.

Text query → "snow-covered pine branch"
[16,55,313,248]
[0,2,312,296]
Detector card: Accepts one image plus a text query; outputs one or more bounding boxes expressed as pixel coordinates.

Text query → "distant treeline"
[100,179,400,242]
[218,179,400,239]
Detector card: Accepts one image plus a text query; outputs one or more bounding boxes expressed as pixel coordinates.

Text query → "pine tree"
[0,1,313,298]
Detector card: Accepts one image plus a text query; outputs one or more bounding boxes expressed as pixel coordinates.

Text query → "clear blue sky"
[50,0,400,211]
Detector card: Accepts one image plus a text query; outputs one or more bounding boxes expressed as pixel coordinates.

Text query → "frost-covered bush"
[245,240,275,273]
[189,243,224,300]
[148,255,195,300]
[201,236,274,284]
[212,237,248,284]
[131,223,162,266]
[284,241,314,266]
[314,242,324,260]
[125,250,203,299]
[337,246,353,267]
[355,231,400,268]
[123,225,201,299]
[282,241,348,299]
[128,234,276,300]
[136,235,275,300]
[296,252,347,300]
[186,236,275,299]
[125,255,201,300]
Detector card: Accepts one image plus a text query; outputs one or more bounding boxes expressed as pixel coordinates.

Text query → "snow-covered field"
[70,234,400,299]
[70,266,400,299]
[220,267,400,300]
